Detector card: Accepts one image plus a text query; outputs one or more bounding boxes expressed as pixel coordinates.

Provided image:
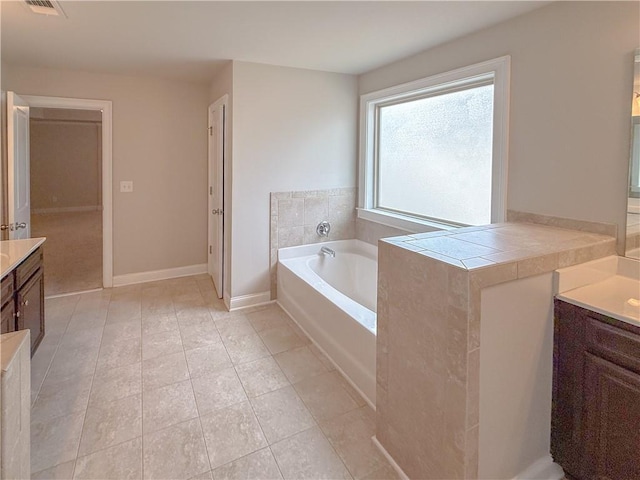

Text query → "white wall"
[359,1,639,253]
[2,65,210,276]
[231,62,357,298]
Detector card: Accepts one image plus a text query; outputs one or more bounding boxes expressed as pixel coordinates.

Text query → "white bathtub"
[277,239,377,406]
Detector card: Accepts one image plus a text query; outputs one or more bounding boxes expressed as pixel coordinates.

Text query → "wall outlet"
[120,181,134,193]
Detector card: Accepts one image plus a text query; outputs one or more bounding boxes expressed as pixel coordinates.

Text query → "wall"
[30,117,102,211]
[359,1,639,254]
[2,65,210,276]
[231,62,357,299]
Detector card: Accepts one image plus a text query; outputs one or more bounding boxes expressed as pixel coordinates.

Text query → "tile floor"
[30,274,398,480]
[31,211,103,296]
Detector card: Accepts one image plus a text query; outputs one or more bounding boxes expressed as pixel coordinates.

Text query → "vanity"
[0,238,46,356]
[552,256,640,480]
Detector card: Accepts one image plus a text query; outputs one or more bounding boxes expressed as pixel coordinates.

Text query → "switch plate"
[120,181,134,193]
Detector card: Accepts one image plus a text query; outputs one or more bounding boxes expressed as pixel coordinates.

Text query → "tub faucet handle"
[316,221,331,237]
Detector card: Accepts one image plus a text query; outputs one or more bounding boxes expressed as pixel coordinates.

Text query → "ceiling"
[1,1,548,84]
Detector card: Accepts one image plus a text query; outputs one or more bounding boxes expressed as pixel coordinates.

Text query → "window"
[359,56,510,230]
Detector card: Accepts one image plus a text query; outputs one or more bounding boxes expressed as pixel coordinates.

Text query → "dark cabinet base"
[552,300,640,480]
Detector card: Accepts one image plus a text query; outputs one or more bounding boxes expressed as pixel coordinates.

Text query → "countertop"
[0,330,30,373]
[0,238,46,280]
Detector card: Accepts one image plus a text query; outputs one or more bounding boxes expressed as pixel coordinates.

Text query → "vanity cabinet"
[1,247,45,355]
[552,299,640,480]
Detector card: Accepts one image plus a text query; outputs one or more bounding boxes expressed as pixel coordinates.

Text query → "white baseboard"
[228,291,272,311]
[371,436,409,480]
[32,206,102,214]
[113,263,207,287]
[512,455,564,480]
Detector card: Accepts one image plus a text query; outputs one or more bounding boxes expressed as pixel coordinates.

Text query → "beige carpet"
[31,211,102,297]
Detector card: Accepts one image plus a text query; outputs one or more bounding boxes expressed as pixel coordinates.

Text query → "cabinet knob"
[22,299,29,307]
[15,311,20,318]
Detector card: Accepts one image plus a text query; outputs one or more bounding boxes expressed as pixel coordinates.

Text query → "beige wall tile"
[278,199,305,227]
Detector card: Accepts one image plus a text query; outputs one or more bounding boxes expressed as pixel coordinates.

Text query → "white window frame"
[358,56,510,232]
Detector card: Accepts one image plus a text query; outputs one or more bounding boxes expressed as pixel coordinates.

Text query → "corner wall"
[231,62,357,299]
[358,1,639,254]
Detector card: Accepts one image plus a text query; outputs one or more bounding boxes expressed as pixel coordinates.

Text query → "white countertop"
[555,256,640,326]
[0,238,46,280]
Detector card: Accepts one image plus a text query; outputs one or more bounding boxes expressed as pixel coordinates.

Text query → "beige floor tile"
[245,306,289,333]
[319,407,386,479]
[31,411,85,473]
[212,448,283,480]
[58,326,104,351]
[200,401,267,469]
[191,367,247,416]
[258,325,307,355]
[191,471,214,480]
[270,426,352,480]
[90,362,142,407]
[250,386,316,444]
[141,297,175,318]
[177,311,215,329]
[143,418,210,480]
[74,437,142,479]
[180,321,223,350]
[96,337,142,372]
[46,345,99,385]
[31,460,76,480]
[274,346,329,384]
[106,303,142,325]
[293,372,360,422]
[359,462,401,480]
[102,319,142,343]
[142,351,190,391]
[142,313,180,337]
[66,311,107,332]
[185,344,233,379]
[222,333,271,366]
[142,329,184,361]
[32,374,93,423]
[215,315,256,340]
[235,357,289,398]
[143,380,199,433]
[78,394,142,456]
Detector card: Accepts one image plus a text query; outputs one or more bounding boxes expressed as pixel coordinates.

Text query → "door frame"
[208,94,227,299]
[22,95,114,288]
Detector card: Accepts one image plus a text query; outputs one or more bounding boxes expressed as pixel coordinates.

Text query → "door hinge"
[209,186,213,195]
[209,246,212,254]
[208,126,213,136]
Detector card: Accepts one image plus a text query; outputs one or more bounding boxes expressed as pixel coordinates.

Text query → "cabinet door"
[16,268,44,355]
[1,301,16,334]
[583,353,640,480]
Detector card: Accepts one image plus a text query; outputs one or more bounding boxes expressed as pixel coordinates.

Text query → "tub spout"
[320,246,336,258]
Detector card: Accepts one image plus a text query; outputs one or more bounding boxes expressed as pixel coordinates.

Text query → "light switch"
[120,181,134,193]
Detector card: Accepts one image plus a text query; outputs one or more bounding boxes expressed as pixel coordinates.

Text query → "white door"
[208,98,226,298]
[7,92,30,240]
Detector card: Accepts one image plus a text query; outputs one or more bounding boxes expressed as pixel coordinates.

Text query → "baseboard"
[113,263,207,287]
[512,454,564,480]
[371,436,409,480]
[228,291,272,311]
[32,206,102,214]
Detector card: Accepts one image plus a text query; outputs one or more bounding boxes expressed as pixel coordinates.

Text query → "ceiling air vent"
[24,0,66,17]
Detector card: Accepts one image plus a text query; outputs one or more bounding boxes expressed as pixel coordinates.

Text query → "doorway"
[208,96,227,299]
[21,95,113,293]
[30,107,103,296]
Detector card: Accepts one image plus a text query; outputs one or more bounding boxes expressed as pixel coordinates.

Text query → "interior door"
[7,92,30,240]
[208,99,225,298]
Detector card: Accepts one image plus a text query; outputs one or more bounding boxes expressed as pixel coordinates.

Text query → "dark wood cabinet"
[1,247,45,355]
[552,300,640,480]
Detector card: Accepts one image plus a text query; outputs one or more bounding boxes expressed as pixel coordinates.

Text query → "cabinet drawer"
[15,248,42,289]
[1,274,14,308]
[586,317,640,374]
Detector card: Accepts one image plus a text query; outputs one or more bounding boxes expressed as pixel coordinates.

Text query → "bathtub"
[277,239,377,406]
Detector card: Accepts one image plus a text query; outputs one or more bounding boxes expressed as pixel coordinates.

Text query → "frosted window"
[377,84,494,226]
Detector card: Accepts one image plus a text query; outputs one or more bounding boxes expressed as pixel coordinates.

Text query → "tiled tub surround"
[29,274,397,479]
[270,188,356,299]
[376,222,616,479]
